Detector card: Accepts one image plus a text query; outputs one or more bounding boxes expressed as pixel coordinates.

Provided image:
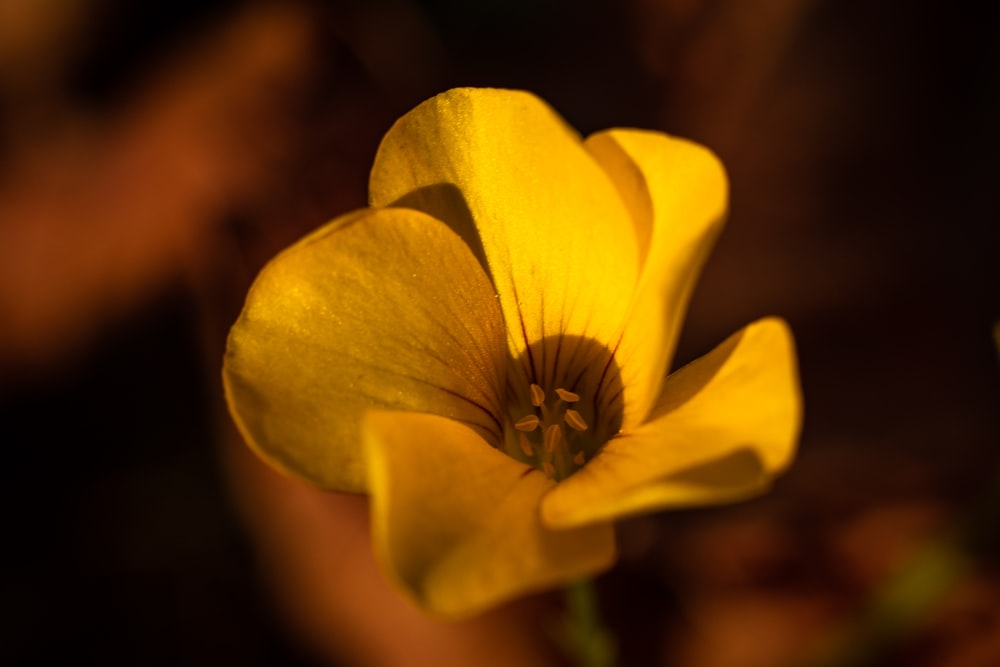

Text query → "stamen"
[514,415,540,431]
[504,337,625,482]
[529,384,546,407]
[543,424,563,453]
[555,388,580,403]
[519,433,534,457]
[563,409,588,431]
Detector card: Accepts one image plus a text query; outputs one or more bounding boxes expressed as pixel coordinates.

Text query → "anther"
[573,451,585,466]
[555,388,580,402]
[519,433,534,457]
[563,409,588,431]
[542,461,556,478]
[529,384,546,407]
[543,424,563,453]
[514,415,540,431]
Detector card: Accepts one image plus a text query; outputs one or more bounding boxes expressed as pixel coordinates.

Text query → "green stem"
[563,578,616,667]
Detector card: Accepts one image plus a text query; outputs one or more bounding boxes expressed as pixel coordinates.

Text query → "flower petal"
[366,410,616,618]
[223,207,507,493]
[585,130,728,429]
[541,318,801,528]
[369,88,640,385]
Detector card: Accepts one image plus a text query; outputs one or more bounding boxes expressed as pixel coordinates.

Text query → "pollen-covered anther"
[563,408,588,431]
[514,415,540,431]
[554,388,580,402]
[529,383,546,407]
[543,424,563,453]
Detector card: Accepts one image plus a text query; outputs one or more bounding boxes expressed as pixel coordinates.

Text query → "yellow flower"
[223,88,802,618]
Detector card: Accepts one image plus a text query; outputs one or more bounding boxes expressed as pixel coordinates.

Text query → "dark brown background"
[2,1,998,665]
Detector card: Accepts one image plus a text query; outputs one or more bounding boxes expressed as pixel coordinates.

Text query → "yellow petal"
[223,207,507,493]
[585,129,728,429]
[366,410,616,618]
[369,88,640,391]
[541,318,801,528]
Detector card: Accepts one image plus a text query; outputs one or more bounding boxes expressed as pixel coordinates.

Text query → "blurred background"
[1,0,998,665]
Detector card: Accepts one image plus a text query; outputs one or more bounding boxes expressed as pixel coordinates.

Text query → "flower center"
[501,335,623,481]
